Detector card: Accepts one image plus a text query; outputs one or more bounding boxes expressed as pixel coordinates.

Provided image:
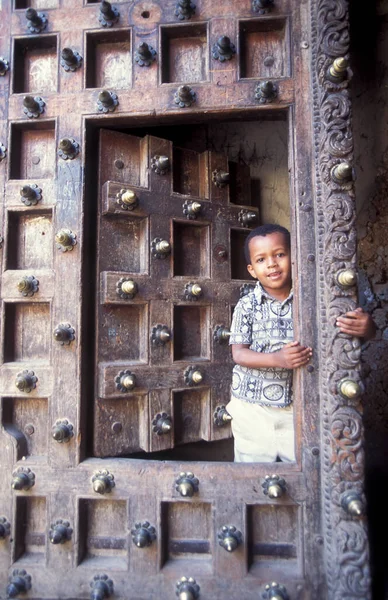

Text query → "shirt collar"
[254,281,293,306]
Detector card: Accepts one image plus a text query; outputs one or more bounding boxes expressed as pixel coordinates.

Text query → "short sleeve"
[229,294,254,345]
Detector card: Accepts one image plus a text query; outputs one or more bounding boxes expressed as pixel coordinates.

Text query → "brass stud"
[238,210,258,227]
[7,570,32,599]
[213,325,231,344]
[52,419,74,443]
[53,323,75,345]
[212,169,230,188]
[99,0,120,26]
[0,142,7,161]
[17,275,39,297]
[151,155,170,175]
[90,574,114,599]
[11,467,35,491]
[338,379,362,400]
[255,80,278,103]
[175,0,196,21]
[252,0,274,14]
[116,188,138,210]
[152,412,172,435]
[174,85,196,108]
[20,184,42,206]
[131,521,156,547]
[331,162,354,184]
[135,42,157,67]
[175,472,199,497]
[218,525,242,552]
[92,470,115,495]
[336,269,357,287]
[184,366,204,386]
[58,138,80,159]
[262,582,289,600]
[151,324,171,345]
[97,89,119,113]
[262,474,286,499]
[0,516,11,539]
[213,405,232,427]
[15,370,37,393]
[60,48,83,72]
[184,282,202,300]
[183,200,202,219]
[115,370,136,392]
[151,238,171,259]
[55,229,77,252]
[212,36,236,62]
[341,491,365,517]
[0,57,9,76]
[49,519,73,544]
[26,7,47,33]
[116,277,138,299]
[23,95,45,118]
[328,57,349,82]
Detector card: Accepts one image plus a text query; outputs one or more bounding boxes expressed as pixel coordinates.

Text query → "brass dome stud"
[327,57,349,83]
[55,229,77,252]
[97,90,119,113]
[255,80,278,103]
[341,491,365,517]
[252,0,274,14]
[152,412,173,435]
[218,525,242,552]
[131,521,156,548]
[90,574,114,600]
[212,36,236,62]
[115,370,136,392]
[116,278,138,300]
[175,0,196,21]
[58,137,80,159]
[0,57,10,76]
[336,269,357,288]
[213,405,232,427]
[135,42,157,67]
[183,200,202,219]
[52,419,74,443]
[7,569,32,599]
[151,324,171,346]
[176,577,200,600]
[174,85,196,108]
[23,95,45,118]
[338,378,363,400]
[99,1,120,27]
[20,184,42,206]
[116,188,138,210]
[175,472,199,497]
[92,470,115,495]
[26,7,47,33]
[60,48,83,72]
[0,142,7,161]
[151,238,171,259]
[184,282,202,301]
[151,155,170,175]
[212,169,230,188]
[49,519,73,544]
[184,365,204,386]
[331,162,354,184]
[11,467,35,491]
[213,325,231,344]
[17,275,39,296]
[262,474,286,499]
[238,210,257,227]
[15,370,37,393]
[262,582,289,600]
[53,323,75,345]
[0,516,11,539]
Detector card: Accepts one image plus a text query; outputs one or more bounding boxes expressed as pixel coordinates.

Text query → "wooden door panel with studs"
[95,130,258,457]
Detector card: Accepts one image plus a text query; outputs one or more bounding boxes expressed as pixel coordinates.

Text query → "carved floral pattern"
[312,0,370,597]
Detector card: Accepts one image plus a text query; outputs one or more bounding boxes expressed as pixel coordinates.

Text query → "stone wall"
[350,1,388,597]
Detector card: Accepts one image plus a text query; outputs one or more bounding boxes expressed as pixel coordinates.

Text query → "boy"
[227,224,375,463]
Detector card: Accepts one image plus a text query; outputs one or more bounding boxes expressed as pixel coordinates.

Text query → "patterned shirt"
[229,282,294,407]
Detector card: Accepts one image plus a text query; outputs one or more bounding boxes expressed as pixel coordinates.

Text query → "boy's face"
[247,232,292,300]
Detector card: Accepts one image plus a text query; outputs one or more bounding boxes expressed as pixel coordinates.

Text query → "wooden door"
[0,1,370,599]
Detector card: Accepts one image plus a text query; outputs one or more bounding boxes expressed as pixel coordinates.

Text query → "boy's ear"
[247,264,256,279]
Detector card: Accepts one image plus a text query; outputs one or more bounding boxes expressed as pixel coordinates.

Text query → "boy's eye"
[257,258,264,263]
[277,253,285,257]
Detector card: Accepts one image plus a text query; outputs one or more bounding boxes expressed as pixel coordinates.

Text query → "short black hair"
[244,224,291,264]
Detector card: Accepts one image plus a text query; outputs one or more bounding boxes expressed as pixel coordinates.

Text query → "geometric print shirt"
[229,282,294,408]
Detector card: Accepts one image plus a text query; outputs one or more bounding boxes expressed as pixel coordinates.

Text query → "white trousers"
[226,394,296,463]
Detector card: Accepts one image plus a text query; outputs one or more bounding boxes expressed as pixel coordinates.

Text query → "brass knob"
[116,277,138,299]
[152,412,172,435]
[174,85,196,108]
[60,48,83,72]
[23,95,45,118]
[218,525,242,552]
[55,229,77,251]
[26,7,47,32]
[213,325,231,344]
[135,42,157,67]
[341,491,365,517]
[175,0,196,20]
[213,405,232,427]
[131,521,156,547]
[116,188,138,210]
[262,582,289,600]
[90,574,114,600]
[336,269,357,287]
[338,379,362,400]
[212,36,236,62]
[184,366,204,386]
[99,0,120,26]
[7,569,32,598]
[97,90,119,113]
[52,419,74,443]
[58,137,80,159]
[151,324,171,345]
[92,470,115,495]
[212,169,230,188]
[175,472,199,497]
[255,80,278,104]
[115,370,136,392]
[262,474,286,499]
[183,200,202,219]
[0,142,7,161]
[176,577,200,600]
[0,516,11,539]
[49,519,73,544]
[17,275,39,296]
[151,237,171,259]
[184,282,202,300]
[328,57,349,82]
[11,467,35,491]
[238,210,258,227]
[252,0,274,14]
[53,323,75,345]
[331,162,354,184]
[0,57,9,76]
[15,370,37,393]
[151,155,170,175]
[20,184,42,206]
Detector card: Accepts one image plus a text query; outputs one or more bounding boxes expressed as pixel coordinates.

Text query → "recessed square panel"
[173,388,210,444]
[239,19,289,79]
[173,222,209,277]
[173,305,209,361]
[7,211,53,270]
[230,229,254,280]
[86,30,132,89]
[10,122,56,180]
[99,217,148,274]
[2,397,48,459]
[14,497,46,564]
[161,24,208,83]
[13,36,58,93]
[4,303,51,363]
[99,305,147,362]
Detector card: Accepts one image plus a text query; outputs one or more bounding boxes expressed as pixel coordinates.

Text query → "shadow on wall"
[350,1,388,598]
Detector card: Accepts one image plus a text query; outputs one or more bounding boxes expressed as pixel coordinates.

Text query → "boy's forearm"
[232,347,282,369]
